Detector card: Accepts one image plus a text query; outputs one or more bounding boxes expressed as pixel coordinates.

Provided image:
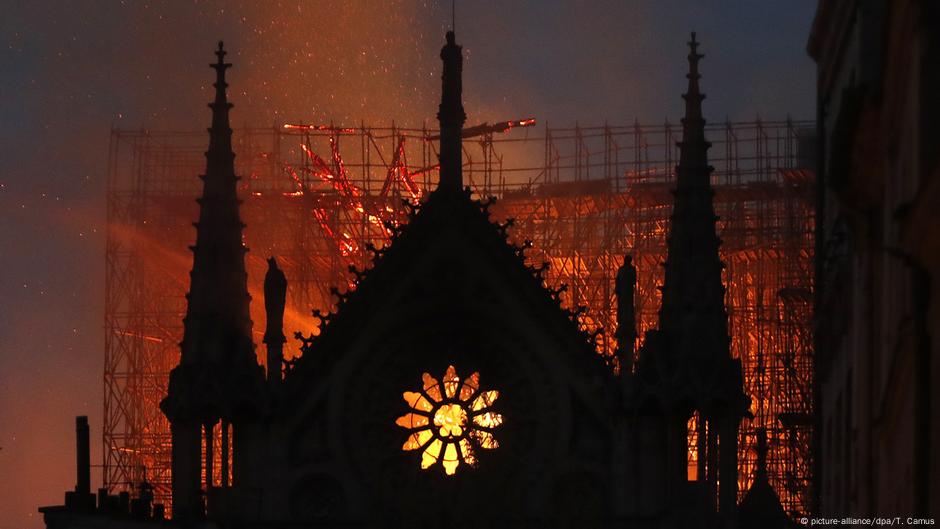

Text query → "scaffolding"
[104,119,815,517]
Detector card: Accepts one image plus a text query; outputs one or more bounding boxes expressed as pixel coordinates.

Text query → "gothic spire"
[161,41,261,520]
[176,40,254,371]
[650,35,749,521]
[657,33,728,369]
[677,32,712,188]
[436,31,466,193]
[205,41,235,200]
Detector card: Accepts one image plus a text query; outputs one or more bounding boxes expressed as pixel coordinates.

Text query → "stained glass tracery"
[396,365,502,475]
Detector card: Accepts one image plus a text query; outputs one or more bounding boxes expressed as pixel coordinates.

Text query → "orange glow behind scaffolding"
[104,119,814,517]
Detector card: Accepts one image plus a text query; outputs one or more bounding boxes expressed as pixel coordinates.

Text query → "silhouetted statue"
[264,256,287,385]
[615,254,638,371]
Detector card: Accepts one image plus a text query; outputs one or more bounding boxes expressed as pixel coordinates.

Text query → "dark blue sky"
[0,2,817,527]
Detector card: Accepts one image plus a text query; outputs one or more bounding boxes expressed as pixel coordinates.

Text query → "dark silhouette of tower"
[661,32,749,518]
[159,41,264,520]
[621,33,750,528]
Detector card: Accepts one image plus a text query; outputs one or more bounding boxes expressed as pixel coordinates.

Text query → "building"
[42,31,790,529]
[808,0,940,518]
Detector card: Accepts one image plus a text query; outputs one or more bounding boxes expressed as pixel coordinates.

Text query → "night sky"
[0,2,816,527]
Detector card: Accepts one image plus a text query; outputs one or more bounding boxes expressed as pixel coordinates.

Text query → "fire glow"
[105,120,813,517]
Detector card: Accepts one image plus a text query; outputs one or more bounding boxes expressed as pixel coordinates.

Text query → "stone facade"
[809,0,940,517]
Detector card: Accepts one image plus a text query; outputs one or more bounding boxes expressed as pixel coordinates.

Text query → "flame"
[283,123,356,134]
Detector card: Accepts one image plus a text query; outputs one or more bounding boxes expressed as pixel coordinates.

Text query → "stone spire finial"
[677,32,712,187]
[436,31,467,193]
[208,41,234,168]
[686,32,703,102]
[212,41,230,93]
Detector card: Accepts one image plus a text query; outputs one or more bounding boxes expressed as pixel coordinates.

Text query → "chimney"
[75,416,90,495]
[63,416,95,511]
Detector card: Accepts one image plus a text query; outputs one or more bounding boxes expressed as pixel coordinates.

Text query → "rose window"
[395,365,502,475]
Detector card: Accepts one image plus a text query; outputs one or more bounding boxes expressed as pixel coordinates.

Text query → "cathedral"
[41,31,791,529]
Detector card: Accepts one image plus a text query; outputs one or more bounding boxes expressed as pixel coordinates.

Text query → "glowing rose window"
[395,365,502,475]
